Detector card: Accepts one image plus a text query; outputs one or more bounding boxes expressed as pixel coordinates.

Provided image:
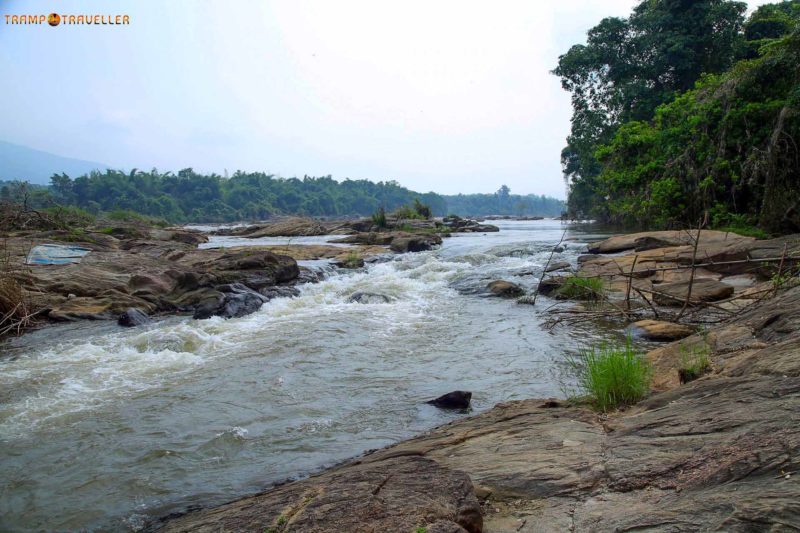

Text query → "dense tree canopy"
[1,173,563,223]
[555,0,800,233]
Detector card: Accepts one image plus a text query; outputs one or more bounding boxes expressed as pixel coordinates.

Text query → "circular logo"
[47,13,60,26]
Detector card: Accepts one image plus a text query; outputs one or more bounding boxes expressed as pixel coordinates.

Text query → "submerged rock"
[348,291,393,304]
[117,308,151,327]
[427,390,472,409]
[487,280,524,298]
[545,260,571,273]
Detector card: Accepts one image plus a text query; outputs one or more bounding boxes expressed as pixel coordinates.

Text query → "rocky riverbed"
[157,230,800,533]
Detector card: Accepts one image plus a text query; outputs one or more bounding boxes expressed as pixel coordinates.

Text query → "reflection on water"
[0,220,618,532]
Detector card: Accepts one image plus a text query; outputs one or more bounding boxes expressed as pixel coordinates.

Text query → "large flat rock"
[158,456,482,533]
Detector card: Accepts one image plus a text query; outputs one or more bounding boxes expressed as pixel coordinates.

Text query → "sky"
[0,0,772,198]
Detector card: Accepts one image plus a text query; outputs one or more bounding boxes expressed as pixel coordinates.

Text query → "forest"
[555,0,800,233]
[0,172,563,222]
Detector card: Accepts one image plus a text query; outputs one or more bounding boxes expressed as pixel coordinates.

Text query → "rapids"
[0,220,618,532]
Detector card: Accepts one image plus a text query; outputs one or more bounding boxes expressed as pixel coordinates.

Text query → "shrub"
[372,206,387,228]
[413,198,432,219]
[41,205,96,229]
[557,275,604,300]
[566,337,651,411]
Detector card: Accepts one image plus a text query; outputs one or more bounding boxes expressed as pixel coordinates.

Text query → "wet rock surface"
[487,280,524,298]
[3,227,303,325]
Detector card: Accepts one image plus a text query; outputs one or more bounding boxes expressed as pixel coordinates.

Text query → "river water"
[0,220,618,532]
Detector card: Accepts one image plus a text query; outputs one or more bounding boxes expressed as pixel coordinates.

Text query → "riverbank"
[157,231,800,532]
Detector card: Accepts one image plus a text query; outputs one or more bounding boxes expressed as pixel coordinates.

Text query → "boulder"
[117,308,151,327]
[487,280,524,298]
[348,291,393,304]
[587,230,754,254]
[545,260,571,273]
[390,234,442,253]
[652,279,735,306]
[330,233,395,245]
[536,276,567,296]
[427,390,472,409]
[193,283,268,319]
[259,286,301,300]
[631,319,694,341]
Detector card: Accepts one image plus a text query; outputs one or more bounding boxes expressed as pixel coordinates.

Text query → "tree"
[553,0,747,217]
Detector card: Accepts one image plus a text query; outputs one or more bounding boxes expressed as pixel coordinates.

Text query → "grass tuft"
[678,343,711,384]
[557,274,604,300]
[566,337,651,412]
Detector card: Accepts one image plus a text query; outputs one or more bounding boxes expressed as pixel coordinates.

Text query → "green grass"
[557,274,604,300]
[566,337,651,412]
[678,343,711,384]
[714,225,769,239]
[415,528,428,533]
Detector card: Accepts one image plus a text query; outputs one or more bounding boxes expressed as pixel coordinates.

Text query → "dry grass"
[0,240,40,338]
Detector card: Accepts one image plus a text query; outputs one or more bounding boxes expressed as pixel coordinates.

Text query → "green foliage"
[41,170,450,223]
[443,185,564,217]
[557,275,604,300]
[554,0,748,217]
[566,337,651,412]
[372,206,388,228]
[413,198,432,219]
[593,26,800,231]
[678,343,712,384]
[415,528,428,533]
[342,250,362,268]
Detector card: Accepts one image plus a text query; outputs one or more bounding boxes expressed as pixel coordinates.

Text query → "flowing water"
[0,220,620,532]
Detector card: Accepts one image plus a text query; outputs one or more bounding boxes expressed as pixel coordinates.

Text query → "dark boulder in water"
[348,291,393,304]
[427,390,472,409]
[193,283,268,320]
[117,308,151,327]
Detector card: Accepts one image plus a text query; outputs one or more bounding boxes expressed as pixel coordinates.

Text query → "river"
[0,220,619,532]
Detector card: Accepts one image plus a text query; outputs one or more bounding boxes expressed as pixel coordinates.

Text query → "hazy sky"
[0,0,770,198]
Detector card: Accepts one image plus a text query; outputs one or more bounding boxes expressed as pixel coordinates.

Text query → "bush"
[41,205,96,229]
[557,275,604,300]
[413,198,432,219]
[372,206,387,228]
[566,337,651,411]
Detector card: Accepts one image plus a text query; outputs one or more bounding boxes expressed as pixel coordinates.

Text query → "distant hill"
[0,140,109,185]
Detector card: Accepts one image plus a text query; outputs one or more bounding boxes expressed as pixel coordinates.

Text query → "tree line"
[555,0,800,233]
[0,171,563,222]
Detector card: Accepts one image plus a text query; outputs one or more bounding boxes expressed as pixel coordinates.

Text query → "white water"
[0,220,619,532]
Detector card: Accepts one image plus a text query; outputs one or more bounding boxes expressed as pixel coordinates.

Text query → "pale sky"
[0,0,771,198]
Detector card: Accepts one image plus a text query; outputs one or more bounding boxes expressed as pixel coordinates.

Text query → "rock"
[631,319,694,341]
[553,246,565,253]
[332,257,365,268]
[348,291,393,304]
[193,284,268,319]
[652,279,735,306]
[587,230,755,254]
[390,234,442,253]
[536,276,567,296]
[117,308,151,327]
[487,280,524,298]
[259,286,301,300]
[157,456,483,533]
[545,261,570,273]
[330,233,395,245]
[427,390,472,409]
[215,217,327,238]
